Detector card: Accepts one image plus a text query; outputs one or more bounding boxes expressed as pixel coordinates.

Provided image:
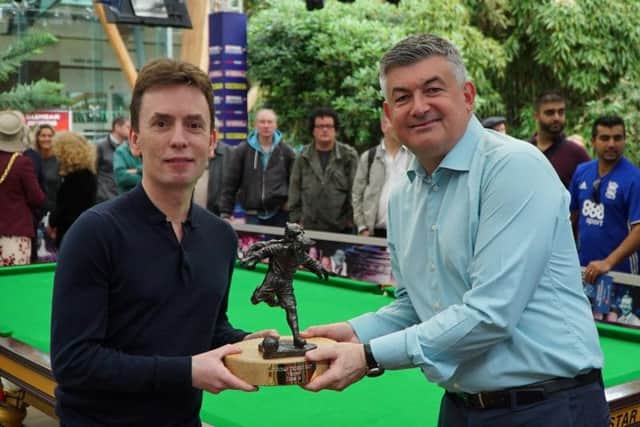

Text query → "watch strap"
[363,343,385,377]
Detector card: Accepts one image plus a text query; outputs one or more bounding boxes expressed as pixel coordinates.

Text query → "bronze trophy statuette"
[223,223,334,386]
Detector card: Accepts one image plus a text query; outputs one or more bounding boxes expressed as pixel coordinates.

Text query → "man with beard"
[569,116,640,283]
[529,92,590,188]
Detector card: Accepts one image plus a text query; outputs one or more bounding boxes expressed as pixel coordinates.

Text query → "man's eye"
[394,95,409,103]
[189,121,204,129]
[425,87,442,95]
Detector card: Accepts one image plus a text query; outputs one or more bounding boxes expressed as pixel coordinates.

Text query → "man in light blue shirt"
[302,34,607,427]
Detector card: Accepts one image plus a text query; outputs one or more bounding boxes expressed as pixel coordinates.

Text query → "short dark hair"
[308,107,340,134]
[130,58,214,132]
[591,115,625,139]
[379,33,467,98]
[111,116,129,131]
[534,91,565,112]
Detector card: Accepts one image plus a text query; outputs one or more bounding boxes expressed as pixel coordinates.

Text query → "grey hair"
[255,108,278,122]
[379,34,468,98]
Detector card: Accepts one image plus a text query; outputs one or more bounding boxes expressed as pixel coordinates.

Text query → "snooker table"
[1,262,640,427]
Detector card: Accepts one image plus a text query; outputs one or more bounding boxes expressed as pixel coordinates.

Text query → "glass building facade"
[0,0,183,140]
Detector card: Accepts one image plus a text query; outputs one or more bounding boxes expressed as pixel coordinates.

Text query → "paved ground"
[23,407,58,427]
[20,406,214,426]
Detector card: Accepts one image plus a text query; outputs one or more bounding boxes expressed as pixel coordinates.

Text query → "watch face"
[366,367,385,378]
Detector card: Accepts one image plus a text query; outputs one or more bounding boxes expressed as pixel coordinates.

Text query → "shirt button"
[433,301,440,310]
[431,224,438,231]
[453,383,460,389]
[430,264,436,272]
[433,185,439,192]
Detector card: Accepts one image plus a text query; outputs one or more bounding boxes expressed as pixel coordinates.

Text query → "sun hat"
[0,110,27,153]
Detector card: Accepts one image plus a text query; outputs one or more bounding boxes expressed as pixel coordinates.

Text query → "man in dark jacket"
[219,108,296,226]
[95,116,130,203]
[288,107,359,233]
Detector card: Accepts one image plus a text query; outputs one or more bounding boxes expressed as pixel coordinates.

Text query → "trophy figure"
[224,223,333,385]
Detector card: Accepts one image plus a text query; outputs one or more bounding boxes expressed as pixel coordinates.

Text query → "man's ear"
[462,81,476,113]
[209,130,217,159]
[129,127,142,157]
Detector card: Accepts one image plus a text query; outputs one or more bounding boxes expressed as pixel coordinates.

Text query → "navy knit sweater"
[51,184,248,426]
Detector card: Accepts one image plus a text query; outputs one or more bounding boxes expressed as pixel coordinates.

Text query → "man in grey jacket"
[288,107,359,233]
[352,114,412,238]
[220,109,296,226]
[95,116,130,203]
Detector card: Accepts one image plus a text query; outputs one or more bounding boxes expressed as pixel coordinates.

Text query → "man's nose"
[411,92,430,116]
[169,124,188,147]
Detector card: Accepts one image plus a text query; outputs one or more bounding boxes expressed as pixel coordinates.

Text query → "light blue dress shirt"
[349,116,603,393]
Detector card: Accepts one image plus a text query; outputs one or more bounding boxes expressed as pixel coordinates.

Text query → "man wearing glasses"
[569,115,640,284]
[288,107,359,233]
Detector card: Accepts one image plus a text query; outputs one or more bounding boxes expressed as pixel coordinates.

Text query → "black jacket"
[49,169,97,248]
[219,141,296,216]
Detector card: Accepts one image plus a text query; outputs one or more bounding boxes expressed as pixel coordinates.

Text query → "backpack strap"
[365,146,376,186]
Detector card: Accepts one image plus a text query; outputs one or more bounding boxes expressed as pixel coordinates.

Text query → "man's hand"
[244,329,279,341]
[583,260,612,284]
[191,345,257,394]
[303,342,367,391]
[358,229,370,237]
[301,322,360,343]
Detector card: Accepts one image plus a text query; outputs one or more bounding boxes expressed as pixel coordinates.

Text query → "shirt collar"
[381,138,409,154]
[108,134,120,148]
[130,184,199,228]
[406,115,482,182]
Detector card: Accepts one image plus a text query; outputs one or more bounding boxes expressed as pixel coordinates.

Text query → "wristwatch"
[363,343,385,377]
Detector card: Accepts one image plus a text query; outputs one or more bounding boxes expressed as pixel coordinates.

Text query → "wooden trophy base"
[224,336,335,386]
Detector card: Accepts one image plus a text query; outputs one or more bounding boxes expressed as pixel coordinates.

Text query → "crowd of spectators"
[0,113,139,266]
[2,91,640,300]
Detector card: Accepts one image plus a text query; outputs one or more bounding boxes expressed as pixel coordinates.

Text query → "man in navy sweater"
[51,58,274,426]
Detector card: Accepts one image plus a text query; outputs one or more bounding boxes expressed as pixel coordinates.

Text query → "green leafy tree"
[249,0,640,160]
[0,31,69,111]
[575,78,640,165]
[248,0,506,149]
[466,0,640,143]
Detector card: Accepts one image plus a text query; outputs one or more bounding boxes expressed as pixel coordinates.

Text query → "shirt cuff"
[349,312,382,343]
[153,355,192,390]
[357,225,368,234]
[369,329,414,370]
[349,314,416,370]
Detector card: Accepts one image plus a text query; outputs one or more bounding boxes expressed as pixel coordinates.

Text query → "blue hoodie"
[247,129,283,170]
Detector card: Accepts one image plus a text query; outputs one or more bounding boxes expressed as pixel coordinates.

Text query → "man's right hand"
[191,345,257,394]
[220,214,234,224]
[300,321,360,343]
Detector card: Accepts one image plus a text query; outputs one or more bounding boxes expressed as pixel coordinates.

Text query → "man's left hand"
[583,260,611,284]
[244,329,279,341]
[303,342,367,392]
